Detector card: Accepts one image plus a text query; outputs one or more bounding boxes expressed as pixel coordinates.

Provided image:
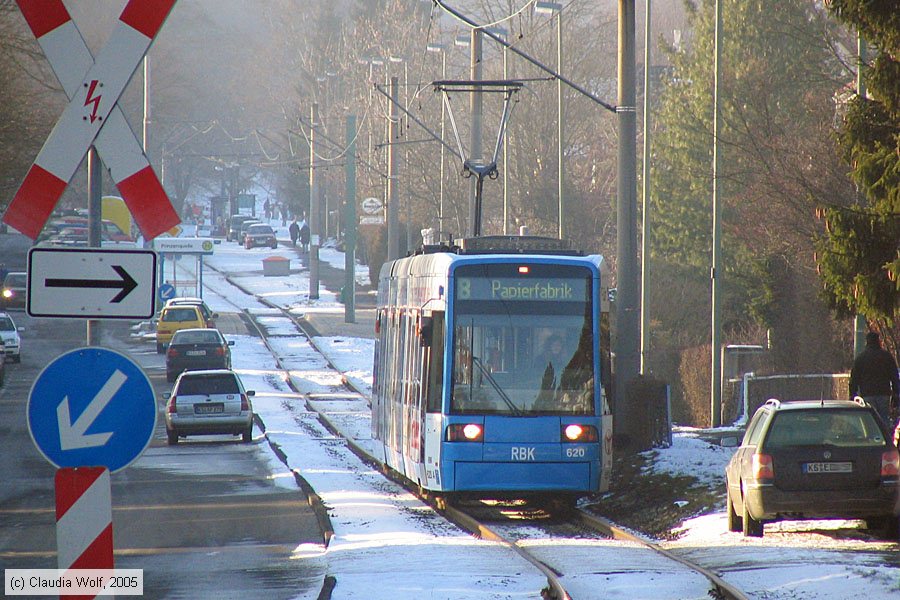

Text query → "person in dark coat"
[298,219,310,253]
[849,331,900,426]
[289,219,300,247]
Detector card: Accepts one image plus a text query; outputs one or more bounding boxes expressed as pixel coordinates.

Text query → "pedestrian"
[849,331,900,427]
[263,199,271,221]
[289,218,300,247]
[299,219,310,253]
[280,203,288,227]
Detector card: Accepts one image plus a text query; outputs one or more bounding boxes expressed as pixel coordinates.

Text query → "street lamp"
[535,1,565,240]
[486,27,509,235]
[427,43,448,236]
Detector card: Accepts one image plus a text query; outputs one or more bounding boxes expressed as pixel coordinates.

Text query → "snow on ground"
[162,221,900,599]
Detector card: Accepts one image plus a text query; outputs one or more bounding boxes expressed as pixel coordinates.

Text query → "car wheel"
[166,429,178,445]
[156,343,164,354]
[271,241,277,249]
[166,371,176,383]
[867,516,900,541]
[741,485,763,537]
[242,426,253,443]
[726,482,742,533]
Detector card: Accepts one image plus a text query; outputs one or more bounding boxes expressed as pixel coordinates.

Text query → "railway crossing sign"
[28,247,157,319]
[27,347,157,473]
[1,0,180,241]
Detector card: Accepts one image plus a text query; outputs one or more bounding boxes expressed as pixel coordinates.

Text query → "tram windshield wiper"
[471,355,523,416]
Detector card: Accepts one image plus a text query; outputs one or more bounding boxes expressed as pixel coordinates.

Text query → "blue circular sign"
[27,347,157,472]
[158,283,176,301]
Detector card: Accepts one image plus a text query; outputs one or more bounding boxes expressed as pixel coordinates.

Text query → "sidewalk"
[279,236,376,341]
[301,253,375,341]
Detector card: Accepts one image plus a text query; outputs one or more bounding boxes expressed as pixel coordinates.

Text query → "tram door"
[423,311,445,489]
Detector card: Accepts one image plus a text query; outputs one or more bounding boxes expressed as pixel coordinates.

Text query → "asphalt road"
[0,236,326,599]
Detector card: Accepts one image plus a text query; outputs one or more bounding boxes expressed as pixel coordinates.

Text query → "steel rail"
[575,509,749,600]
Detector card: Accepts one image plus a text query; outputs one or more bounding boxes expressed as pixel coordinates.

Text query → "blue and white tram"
[371,236,613,499]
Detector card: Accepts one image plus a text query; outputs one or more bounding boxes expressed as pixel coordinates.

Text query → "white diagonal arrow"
[57,369,127,451]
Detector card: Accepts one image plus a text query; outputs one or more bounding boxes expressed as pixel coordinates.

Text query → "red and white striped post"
[56,467,113,598]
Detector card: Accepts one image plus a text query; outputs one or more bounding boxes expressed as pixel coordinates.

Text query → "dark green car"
[725,398,900,539]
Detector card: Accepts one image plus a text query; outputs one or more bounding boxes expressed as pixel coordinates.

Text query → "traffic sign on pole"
[158,282,176,302]
[1,0,179,240]
[28,247,157,319]
[28,347,157,473]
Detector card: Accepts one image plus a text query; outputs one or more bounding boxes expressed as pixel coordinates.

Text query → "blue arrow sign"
[27,347,156,472]
[158,282,176,302]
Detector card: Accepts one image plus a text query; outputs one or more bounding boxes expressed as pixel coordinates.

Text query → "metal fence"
[722,373,850,426]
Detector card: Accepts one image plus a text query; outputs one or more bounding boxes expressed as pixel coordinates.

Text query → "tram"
[371,235,613,501]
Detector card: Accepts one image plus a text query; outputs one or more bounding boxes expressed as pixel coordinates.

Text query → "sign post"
[29,348,155,584]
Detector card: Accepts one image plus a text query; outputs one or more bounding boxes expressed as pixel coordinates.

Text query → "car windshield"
[4,274,26,287]
[0,316,14,331]
[176,374,240,395]
[248,225,273,234]
[764,409,886,448]
[173,330,222,345]
[163,308,200,322]
[450,264,595,416]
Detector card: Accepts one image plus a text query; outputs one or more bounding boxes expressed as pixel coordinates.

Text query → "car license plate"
[194,403,224,414]
[803,462,852,473]
[186,350,207,356]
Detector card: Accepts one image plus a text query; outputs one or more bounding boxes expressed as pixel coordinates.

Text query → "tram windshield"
[450,263,595,416]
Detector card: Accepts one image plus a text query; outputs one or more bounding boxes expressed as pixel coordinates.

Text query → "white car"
[163,369,254,445]
[0,312,22,363]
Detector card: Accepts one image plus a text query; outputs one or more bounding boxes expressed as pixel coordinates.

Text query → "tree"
[647,0,855,417]
[0,4,65,214]
[819,0,900,329]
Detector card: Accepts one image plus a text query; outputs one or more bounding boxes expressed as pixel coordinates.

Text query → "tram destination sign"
[456,277,587,302]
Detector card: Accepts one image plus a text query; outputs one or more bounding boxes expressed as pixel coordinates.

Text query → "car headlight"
[1,290,12,299]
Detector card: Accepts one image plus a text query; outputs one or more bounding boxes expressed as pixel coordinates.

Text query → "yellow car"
[156,305,210,353]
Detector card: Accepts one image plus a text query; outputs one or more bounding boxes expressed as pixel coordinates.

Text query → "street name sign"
[152,237,215,255]
[28,247,157,319]
[1,0,179,240]
[28,347,156,472]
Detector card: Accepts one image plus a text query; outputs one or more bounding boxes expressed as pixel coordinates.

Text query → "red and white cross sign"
[2,0,180,241]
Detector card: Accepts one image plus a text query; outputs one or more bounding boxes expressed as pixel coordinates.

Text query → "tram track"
[201,259,751,599]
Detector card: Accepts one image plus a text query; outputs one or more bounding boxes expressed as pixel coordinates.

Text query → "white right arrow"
[57,369,127,451]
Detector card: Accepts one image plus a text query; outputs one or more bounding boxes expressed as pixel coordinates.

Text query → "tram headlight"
[446,423,484,442]
[563,424,598,442]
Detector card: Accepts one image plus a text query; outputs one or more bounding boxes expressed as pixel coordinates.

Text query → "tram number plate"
[803,462,852,474]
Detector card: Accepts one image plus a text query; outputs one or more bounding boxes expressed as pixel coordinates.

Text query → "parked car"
[166,328,233,382]
[0,312,23,363]
[244,223,276,249]
[163,369,255,444]
[227,215,257,242]
[725,398,900,539]
[1,272,27,310]
[155,304,210,353]
[164,297,217,328]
